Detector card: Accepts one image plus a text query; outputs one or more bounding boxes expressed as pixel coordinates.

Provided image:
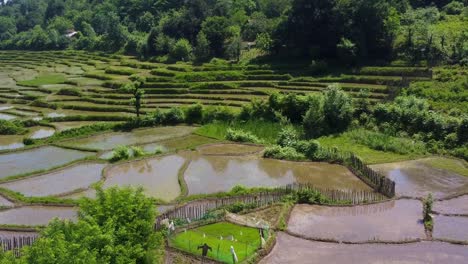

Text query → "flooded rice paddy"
[184,154,371,195]
[287,200,425,242]
[260,232,468,264]
[433,215,468,242]
[0,195,13,207]
[0,146,94,178]
[29,126,55,139]
[0,206,77,226]
[61,126,196,150]
[0,162,105,197]
[433,195,468,215]
[0,127,56,151]
[197,143,264,155]
[371,159,468,199]
[103,155,186,201]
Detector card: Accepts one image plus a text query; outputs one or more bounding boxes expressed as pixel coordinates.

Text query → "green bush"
[263,145,306,161]
[164,107,185,124]
[295,188,330,204]
[225,202,257,214]
[184,103,203,124]
[0,120,26,135]
[130,146,145,158]
[277,127,299,147]
[23,137,36,145]
[226,128,261,143]
[111,145,131,162]
[150,69,176,77]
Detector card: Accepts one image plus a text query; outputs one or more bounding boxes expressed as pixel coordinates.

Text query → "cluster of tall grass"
[0,120,26,135]
[195,120,283,144]
[225,128,262,144]
[346,129,427,155]
[110,145,162,162]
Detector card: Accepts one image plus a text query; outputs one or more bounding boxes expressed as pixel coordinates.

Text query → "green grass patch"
[169,222,261,263]
[420,157,468,177]
[17,74,67,87]
[318,133,426,164]
[195,120,284,145]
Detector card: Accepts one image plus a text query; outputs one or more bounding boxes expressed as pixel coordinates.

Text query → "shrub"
[295,188,329,204]
[164,107,185,124]
[105,67,137,76]
[57,88,82,96]
[277,127,299,147]
[293,140,321,159]
[423,193,434,231]
[130,146,145,158]
[185,103,203,124]
[154,146,164,154]
[111,145,131,162]
[263,145,306,161]
[23,137,35,145]
[0,120,26,135]
[225,202,257,214]
[202,106,236,123]
[226,128,261,143]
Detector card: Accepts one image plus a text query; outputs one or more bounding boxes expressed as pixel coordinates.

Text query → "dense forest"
[0,0,466,64]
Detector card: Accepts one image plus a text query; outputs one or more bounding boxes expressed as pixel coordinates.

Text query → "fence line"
[0,235,38,257]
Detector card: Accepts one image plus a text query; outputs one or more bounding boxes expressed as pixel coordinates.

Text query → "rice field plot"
[169,222,262,263]
[0,51,433,118]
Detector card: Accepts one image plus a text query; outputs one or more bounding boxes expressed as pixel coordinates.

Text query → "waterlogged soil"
[63,126,197,150]
[0,195,13,207]
[0,162,105,197]
[0,206,77,226]
[287,200,425,242]
[0,146,94,179]
[0,113,17,120]
[434,195,468,215]
[260,232,468,264]
[29,126,55,139]
[371,160,468,199]
[103,155,186,201]
[184,155,371,195]
[197,143,264,156]
[0,135,25,151]
[433,215,468,242]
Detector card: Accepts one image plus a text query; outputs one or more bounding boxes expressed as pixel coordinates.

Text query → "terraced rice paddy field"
[0,50,432,124]
[0,50,467,263]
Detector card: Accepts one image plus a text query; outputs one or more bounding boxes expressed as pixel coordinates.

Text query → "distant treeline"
[0,0,466,65]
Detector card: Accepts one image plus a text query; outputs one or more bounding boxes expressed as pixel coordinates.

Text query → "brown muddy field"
[287,200,425,242]
[0,206,77,226]
[434,195,468,215]
[0,162,105,197]
[433,215,468,242]
[260,232,468,264]
[184,154,371,195]
[371,160,468,199]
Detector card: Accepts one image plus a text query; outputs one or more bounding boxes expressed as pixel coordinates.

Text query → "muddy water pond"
[0,146,94,179]
[62,126,197,150]
[0,162,105,197]
[287,200,425,242]
[371,160,468,199]
[434,195,468,215]
[103,155,185,201]
[260,232,468,264]
[433,215,468,242]
[0,206,77,226]
[184,155,371,195]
